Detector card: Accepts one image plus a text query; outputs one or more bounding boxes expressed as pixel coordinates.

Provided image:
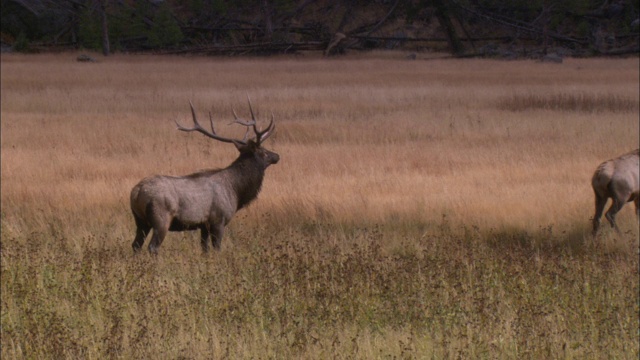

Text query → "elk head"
[175,98,279,168]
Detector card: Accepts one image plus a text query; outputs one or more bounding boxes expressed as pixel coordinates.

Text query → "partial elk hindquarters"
[591,148,639,236]
[130,99,279,254]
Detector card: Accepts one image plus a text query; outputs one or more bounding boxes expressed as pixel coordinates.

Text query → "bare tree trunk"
[542,23,549,54]
[433,0,464,55]
[451,9,475,52]
[336,1,355,33]
[363,0,400,37]
[71,1,79,47]
[99,0,110,56]
[324,1,355,56]
[263,0,273,41]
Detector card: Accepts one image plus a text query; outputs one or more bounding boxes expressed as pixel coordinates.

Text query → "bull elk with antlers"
[130,100,279,254]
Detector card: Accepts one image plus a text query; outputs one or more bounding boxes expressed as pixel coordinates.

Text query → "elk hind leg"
[148,212,171,255]
[592,193,607,236]
[132,215,151,252]
[604,198,624,233]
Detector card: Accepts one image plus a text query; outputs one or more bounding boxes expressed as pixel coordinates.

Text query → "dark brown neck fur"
[226,154,266,210]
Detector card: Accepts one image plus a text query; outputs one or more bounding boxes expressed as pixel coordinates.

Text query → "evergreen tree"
[147,2,183,48]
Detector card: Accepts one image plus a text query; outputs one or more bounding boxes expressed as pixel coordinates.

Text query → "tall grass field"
[1,52,638,359]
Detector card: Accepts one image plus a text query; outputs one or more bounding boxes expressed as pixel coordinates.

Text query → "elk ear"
[233,140,258,153]
[233,140,248,152]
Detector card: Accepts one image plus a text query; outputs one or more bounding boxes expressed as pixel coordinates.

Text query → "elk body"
[591,148,639,235]
[130,101,279,254]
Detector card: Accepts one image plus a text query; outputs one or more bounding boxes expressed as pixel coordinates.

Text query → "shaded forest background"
[2,0,639,58]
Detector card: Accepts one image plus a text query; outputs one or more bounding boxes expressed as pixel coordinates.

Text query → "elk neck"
[225,153,266,210]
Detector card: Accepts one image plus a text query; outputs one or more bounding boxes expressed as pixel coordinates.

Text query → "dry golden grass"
[1,52,638,359]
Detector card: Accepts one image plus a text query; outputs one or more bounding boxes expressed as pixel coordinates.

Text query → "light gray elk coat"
[130,102,278,254]
[591,148,639,235]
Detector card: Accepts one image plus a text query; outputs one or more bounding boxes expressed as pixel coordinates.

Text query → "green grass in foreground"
[1,217,638,359]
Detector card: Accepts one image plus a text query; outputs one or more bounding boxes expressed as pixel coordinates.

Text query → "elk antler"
[256,114,275,144]
[229,98,275,145]
[176,99,275,145]
[175,101,243,144]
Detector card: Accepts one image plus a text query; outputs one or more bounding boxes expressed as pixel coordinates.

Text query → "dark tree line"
[2,0,638,57]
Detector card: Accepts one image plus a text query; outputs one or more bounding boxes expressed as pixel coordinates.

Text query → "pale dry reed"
[2,54,638,235]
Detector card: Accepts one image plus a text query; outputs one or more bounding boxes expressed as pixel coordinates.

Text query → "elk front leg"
[200,225,210,253]
[211,222,225,250]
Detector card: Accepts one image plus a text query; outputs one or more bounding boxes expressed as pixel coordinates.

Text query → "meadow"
[1,52,638,359]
